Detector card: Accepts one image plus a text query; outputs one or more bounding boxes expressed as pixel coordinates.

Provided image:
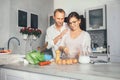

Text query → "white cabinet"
[1,68,72,80]
[0,68,1,80]
[29,72,70,80]
[107,2,120,62]
[87,2,120,62]
[1,68,28,80]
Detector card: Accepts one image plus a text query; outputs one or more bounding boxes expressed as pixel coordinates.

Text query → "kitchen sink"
[0,54,25,65]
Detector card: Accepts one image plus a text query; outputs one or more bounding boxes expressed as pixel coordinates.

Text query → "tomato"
[57,60,62,64]
[72,58,78,64]
[38,61,51,66]
[62,59,66,65]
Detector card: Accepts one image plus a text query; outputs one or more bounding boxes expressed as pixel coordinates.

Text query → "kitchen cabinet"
[0,68,72,80]
[0,68,1,80]
[107,2,120,62]
[29,72,71,80]
[1,68,28,80]
[87,2,120,62]
[85,5,108,62]
[1,62,120,80]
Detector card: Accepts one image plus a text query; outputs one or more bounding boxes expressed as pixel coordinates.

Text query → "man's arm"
[45,29,54,49]
[45,29,68,49]
[53,29,68,44]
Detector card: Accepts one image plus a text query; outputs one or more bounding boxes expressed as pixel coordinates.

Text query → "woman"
[59,12,91,59]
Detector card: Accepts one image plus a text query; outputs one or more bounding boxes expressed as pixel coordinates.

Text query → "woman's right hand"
[63,47,69,55]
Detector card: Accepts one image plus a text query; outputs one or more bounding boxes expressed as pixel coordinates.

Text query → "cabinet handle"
[107,45,110,54]
[107,45,110,62]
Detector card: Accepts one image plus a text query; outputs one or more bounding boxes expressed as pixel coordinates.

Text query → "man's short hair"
[54,8,65,16]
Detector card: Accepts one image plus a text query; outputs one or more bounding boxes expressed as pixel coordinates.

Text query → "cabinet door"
[29,72,70,80]
[107,2,120,62]
[0,68,1,80]
[1,68,28,80]
[0,68,6,80]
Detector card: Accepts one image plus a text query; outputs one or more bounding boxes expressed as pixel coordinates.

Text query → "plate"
[0,52,11,55]
[0,50,12,54]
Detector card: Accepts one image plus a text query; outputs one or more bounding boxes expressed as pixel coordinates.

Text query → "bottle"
[55,50,61,62]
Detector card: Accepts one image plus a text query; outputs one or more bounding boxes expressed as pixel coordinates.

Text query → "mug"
[78,46,90,63]
[79,56,90,63]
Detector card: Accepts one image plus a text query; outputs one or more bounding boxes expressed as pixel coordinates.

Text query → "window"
[31,14,38,28]
[18,10,27,27]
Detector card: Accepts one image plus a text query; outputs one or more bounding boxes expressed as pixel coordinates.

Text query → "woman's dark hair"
[67,12,80,24]
[67,12,86,31]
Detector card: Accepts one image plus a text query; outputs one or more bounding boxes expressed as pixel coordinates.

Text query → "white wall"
[107,1,120,62]
[0,0,53,54]
[54,0,114,16]
[0,0,10,48]
[10,0,53,54]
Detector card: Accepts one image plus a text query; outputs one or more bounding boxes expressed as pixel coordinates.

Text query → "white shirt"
[60,30,91,58]
[45,22,68,58]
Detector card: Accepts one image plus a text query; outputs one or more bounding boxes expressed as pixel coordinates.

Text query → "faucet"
[7,37,20,50]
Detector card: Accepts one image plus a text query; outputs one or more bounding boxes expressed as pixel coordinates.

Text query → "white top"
[60,30,91,58]
[45,23,68,58]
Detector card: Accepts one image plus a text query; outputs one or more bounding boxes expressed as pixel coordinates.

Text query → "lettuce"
[25,50,52,65]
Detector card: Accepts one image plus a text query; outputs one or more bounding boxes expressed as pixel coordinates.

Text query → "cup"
[79,46,90,63]
[79,56,90,64]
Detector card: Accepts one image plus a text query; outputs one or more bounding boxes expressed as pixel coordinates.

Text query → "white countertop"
[1,62,120,80]
[0,54,25,65]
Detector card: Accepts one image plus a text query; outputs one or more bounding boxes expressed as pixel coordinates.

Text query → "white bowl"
[79,56,90,64]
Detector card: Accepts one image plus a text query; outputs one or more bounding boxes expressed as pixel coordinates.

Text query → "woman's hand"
[63,47,69,55]
[59,46,69,55]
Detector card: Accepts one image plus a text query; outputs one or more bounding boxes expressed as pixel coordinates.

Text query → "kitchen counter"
[1,62,120,80]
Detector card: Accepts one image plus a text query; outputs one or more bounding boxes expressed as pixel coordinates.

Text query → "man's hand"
[54,29,68,44]
[59,29,68,39]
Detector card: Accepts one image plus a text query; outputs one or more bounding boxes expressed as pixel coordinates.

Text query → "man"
[45,8,68,58]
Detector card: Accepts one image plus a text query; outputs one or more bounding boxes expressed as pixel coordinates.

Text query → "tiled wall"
[88,30,107,48]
